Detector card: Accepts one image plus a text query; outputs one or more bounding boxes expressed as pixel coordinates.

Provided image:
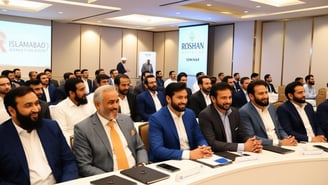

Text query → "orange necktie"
[108,120,129,170]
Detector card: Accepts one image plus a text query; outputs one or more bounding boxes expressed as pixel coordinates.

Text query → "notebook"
[120,166,169,184]
[263,145,294,154]
[90,175,137,185]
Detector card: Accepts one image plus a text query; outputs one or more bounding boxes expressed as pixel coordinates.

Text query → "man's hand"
[280,135,297,146]
[244,136,263,153]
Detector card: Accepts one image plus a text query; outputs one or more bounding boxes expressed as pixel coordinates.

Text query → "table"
[57,143,328,185]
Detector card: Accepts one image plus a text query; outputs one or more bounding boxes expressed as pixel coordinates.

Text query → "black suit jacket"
[265,83,277,93]
[188,90,207,117]
[119,93,142,122]
[232,90,248,108]
[199,105,249,152]
[40,100,51,119]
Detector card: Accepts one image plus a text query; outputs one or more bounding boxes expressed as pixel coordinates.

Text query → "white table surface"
[57,142,328,185]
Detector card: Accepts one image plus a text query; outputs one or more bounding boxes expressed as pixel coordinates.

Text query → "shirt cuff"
[308,137,312,142]
[182,150,190,160]
[237,143,244,152]
[273,139,279,146]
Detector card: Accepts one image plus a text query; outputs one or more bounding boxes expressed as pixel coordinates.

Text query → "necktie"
[108,120,129,170]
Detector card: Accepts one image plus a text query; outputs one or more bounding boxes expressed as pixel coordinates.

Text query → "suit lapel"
[6,121,30,179]
[210,105,227,141]
[249,103,267,134]
[92,115,113,157]
[163,107,180,143]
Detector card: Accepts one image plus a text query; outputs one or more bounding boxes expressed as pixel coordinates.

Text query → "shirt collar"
[12,120,30,135]
[97,112,117,127]
[167,106,185,119]
[291,101,306,109]
[214,106,232,117]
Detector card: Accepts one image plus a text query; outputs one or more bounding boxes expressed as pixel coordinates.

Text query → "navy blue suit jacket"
[277,100,324,142]
[232,90,248,108]
[136,90,166,121]
[41,84,57,105]
[317,100,328,138]
[239,102,288,145]
[0,119,78,184]
[148,106,208,162]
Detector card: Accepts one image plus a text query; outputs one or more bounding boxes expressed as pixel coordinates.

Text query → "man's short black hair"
[114,74,129,85]
[165,82,187,98]
[284,81,303,100]
[64,78,84,95]
[210,82,232,98]
[4,86,34,115]
[177,72,187,82]
[247,80,266,95]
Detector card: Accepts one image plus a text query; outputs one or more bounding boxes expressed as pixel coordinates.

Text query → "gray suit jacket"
[239,102,288,146]
[73,113,148,177]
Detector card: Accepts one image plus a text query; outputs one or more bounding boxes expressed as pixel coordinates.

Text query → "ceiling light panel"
[0,0,51,12]
[107,14,188,26]
[250,0,305,7]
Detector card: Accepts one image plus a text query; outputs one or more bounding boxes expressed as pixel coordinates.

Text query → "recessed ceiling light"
[256,5,261,8]
[206,4,212,7]
[0,0,51,12]
[44,0,120,10]
[244,10,249,13]
[250,0,305,7]
[58,11,63,14]
[176,12,180,15]
[2,9,7,12]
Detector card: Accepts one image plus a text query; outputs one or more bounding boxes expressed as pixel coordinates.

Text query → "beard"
[16,109,43,133]
[75,95,88,105]
[171,101,186,112]
[148,85,157,92]
[119,88,129,95]
[309,81,315,85]
[293,96,306,104]
[216,102,231,111]
[254,96,269,107]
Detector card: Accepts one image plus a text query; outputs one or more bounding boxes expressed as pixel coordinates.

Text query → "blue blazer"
[232,90,248,108]
[148,106,208,162]
[0,119,78,185]
[239,102,288,145]
[277,100,324,142]
[136,90,166,121]
[40,84,57,105]
[317,100,328,138]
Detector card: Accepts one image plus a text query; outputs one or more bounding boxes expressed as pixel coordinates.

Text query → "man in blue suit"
[277,81,326,142]
[317,100,328,138]
[232,77,250,108]
[239,80,297,146]
[137,75,166,121]
[0,86,78,184]
[149,82,212,162]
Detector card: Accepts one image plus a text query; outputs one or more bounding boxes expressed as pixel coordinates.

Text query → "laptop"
[263,145,294,154]
[90,175,137,185]
[120,166,170,184]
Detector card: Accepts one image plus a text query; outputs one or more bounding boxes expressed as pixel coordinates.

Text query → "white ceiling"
[1,0,328,31]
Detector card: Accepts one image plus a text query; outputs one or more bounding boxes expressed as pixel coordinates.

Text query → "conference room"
[1,0,328,185]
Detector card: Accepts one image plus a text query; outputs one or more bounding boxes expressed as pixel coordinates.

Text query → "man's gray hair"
[93,85,116,105]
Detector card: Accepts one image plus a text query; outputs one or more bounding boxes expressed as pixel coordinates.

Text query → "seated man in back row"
[239,80,298,146]
[148,82,212,162]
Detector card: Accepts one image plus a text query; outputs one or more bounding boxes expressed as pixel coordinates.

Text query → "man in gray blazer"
[73,85,148,177]
[239,80,297,146]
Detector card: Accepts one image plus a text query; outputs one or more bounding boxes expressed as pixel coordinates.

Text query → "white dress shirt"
[253,103,279,145]
[292,102,315,141]
[82,78,90,94]
[98,113,136,170]
[50,97,96,144]
[150,91,162,111]
[43,86,51,103]
[13,122,56,185]
[0,97,10,124]
[119,96,131,116]
[168,107,190,159]
[201,91,211,106]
